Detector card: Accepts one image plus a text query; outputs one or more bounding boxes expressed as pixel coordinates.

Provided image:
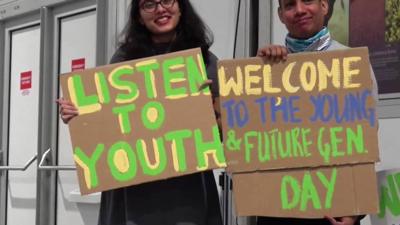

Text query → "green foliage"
[386,0,400,43]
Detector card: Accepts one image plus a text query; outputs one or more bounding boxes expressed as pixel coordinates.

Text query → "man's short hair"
[277,0,333,26]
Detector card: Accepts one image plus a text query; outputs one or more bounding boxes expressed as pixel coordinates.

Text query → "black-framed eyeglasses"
[140,0,176,13]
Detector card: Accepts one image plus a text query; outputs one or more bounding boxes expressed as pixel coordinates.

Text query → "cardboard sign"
[218,47,379,217]
[371,169,400,225]
[233,164,378,218]
[218,47,379,172]
[60,48,226,195]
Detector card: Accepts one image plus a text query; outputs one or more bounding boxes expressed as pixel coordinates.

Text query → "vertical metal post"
[223,173,232,225]
[0,22,4,150]
[234,0,259,58]
[0,21,7,225]
[233,0,246,58]
[96,0,108,66]
[249,0,259,57]
[36,6,58,225]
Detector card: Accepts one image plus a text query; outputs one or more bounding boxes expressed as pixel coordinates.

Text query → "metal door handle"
[38,148,76,171]
[0,154,37,171]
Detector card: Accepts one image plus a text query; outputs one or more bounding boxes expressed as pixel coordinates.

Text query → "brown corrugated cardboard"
[60,48,226,195]
[218,47,380,218]
[232,163,378,218]
[218,47,379,172]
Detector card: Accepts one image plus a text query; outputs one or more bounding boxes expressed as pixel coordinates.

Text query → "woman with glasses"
[58,0,223,225]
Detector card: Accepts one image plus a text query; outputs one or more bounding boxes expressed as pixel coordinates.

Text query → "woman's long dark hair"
[118,0,214,64]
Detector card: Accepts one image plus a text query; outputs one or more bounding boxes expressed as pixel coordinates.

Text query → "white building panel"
[7,24,40,225]
[57,9,99,225]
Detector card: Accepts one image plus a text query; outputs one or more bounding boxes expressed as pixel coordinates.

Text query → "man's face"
[278,0,328,39]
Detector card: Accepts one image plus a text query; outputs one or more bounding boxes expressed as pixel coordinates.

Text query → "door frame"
[36,1,108,225]
[0,12,41,225]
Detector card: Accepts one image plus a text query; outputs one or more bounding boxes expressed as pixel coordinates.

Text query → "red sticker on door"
[20,71,32,90]
[71,58,85,72]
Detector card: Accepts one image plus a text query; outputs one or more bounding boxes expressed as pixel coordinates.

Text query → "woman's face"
[138,0,181,42]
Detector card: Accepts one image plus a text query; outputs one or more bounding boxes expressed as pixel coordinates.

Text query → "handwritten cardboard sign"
[60,48,226,195]
[371,169,400,225]
[218,47,380,218]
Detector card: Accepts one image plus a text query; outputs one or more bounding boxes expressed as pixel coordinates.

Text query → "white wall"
[271,1,286,45]
[190,0,239,60]
[57,10,100,225]
[7,24,40,225]
[376,118,400,171]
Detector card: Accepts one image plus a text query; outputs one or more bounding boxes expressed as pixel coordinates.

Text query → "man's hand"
[257,44,288,62]
[325,216,358,225]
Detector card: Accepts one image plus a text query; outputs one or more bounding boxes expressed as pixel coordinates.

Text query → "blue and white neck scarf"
[285,27,332,53]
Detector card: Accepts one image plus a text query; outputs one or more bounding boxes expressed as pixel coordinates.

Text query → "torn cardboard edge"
[232,163,379,218]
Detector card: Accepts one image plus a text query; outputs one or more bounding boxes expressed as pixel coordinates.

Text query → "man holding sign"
[255,0,378,225]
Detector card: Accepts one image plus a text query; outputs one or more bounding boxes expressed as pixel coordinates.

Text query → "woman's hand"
[57,98,79,124]
[325,216,359,225]
[257,44,288,62]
